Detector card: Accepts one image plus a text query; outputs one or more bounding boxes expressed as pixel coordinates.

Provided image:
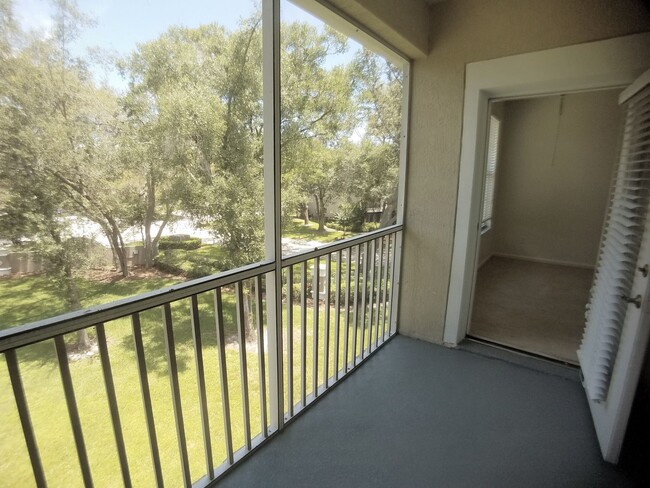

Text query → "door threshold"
[465,335,580,369]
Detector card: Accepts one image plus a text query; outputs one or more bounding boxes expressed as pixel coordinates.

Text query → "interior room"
[470,89,623,364]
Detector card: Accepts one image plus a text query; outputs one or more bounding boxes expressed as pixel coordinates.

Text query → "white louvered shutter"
[481,115,501,232]
[579,81,650,402]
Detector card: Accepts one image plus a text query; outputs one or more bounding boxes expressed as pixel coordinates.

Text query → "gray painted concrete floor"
[218,336,635,487]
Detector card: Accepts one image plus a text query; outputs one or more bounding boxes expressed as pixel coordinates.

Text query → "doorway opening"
[468,89,623,364]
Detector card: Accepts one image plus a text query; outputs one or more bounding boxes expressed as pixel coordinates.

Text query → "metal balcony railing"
[0,225,402,487]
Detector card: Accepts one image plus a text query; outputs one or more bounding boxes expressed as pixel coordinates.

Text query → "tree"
[0,0,132,277]
[119,18,266,270]
[280,23,354,230]
[348,49,403,227]
[0,144,92,348]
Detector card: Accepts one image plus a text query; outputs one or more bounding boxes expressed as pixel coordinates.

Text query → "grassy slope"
[155,245,229,278]
[0,269,390,487]
[282,218,349,242]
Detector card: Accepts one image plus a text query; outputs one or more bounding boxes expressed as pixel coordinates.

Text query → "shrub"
[362,222,380,233]
[335,203,366,233]
[158,236,202,250]
[327,222,342,231]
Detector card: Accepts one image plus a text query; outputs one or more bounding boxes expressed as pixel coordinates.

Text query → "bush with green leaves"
[335,202,366,233]
[362,222,380,233]
[158,236,203,251]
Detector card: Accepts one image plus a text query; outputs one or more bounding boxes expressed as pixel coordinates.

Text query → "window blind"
[579,83,650,403]
[481,115,500,231]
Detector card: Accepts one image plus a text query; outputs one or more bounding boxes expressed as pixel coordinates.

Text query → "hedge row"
[158,236,202,250]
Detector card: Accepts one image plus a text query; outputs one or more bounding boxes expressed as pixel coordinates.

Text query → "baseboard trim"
[492,252,595,270]
[477,253,493,269]
[465,335,580,367]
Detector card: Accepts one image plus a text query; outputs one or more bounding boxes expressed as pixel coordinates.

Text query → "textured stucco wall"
[400,0,650,343]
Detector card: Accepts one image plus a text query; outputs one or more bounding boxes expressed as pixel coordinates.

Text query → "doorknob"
[622,294,642,309]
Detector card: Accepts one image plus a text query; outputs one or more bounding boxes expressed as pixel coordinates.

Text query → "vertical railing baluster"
[189,296,213,479]
[96,324,131,488]
[301,261,307,407]
[367,240,376,354]
[255,275,268,437]
[352,245,360,365]
[286,267,294,417]
[334,250,342,381]
[343,247,352,372]
[312,257,320,398]
[389,231,401,335]
[162,304,191,487]
[323,254,331,388]
[235,282,252,450]
[54,335,93,488]
[360,242,369,359]
[132,313,163,486]
[374,237,385,349]
[381,235,392,341]
[5,349,46,488]
[214,288,234,464]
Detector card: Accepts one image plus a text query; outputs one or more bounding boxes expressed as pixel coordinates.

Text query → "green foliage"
[158,236,202,251]
[335,202,366,233]
[0,0,403,316]
[362,222,380,233]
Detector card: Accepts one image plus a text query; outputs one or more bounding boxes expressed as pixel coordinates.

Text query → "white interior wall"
[478,90,622,269]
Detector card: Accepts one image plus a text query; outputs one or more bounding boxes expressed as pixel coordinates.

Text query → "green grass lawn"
[283,218,350,242]
[155,245,229,279]
[155,221,348,280]
[0,268,392,487]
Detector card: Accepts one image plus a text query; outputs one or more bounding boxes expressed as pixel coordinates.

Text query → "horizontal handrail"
[281,224,402,267]
[1,223,402,487]
[0,260,274,353]
[0,225,402,353]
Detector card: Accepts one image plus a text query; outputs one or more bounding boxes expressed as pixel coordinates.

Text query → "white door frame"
[443,32,650,346]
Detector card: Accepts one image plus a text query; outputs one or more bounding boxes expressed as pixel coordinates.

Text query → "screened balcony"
[2,242,642,487]
[2,0,650,486]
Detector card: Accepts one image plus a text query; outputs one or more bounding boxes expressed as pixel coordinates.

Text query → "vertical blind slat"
[580,84,650,402]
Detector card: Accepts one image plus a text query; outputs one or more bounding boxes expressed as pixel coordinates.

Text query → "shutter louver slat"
[578,84,650,402]
[480,115,501,231]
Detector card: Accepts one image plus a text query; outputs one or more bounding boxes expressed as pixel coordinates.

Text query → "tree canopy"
[0,0,403,283]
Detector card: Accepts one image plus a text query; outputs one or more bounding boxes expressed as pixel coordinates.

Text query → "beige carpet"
[469,256,593,364]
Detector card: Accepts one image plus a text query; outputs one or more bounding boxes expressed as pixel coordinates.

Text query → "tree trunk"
[143,171,156,268]
[379,189,398,228]
[63,263,90,350]
[150,205,173,267]
[109,230,129,277]
[144,225,153,268]
[299,202,310,225]
[314,194,326,232]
